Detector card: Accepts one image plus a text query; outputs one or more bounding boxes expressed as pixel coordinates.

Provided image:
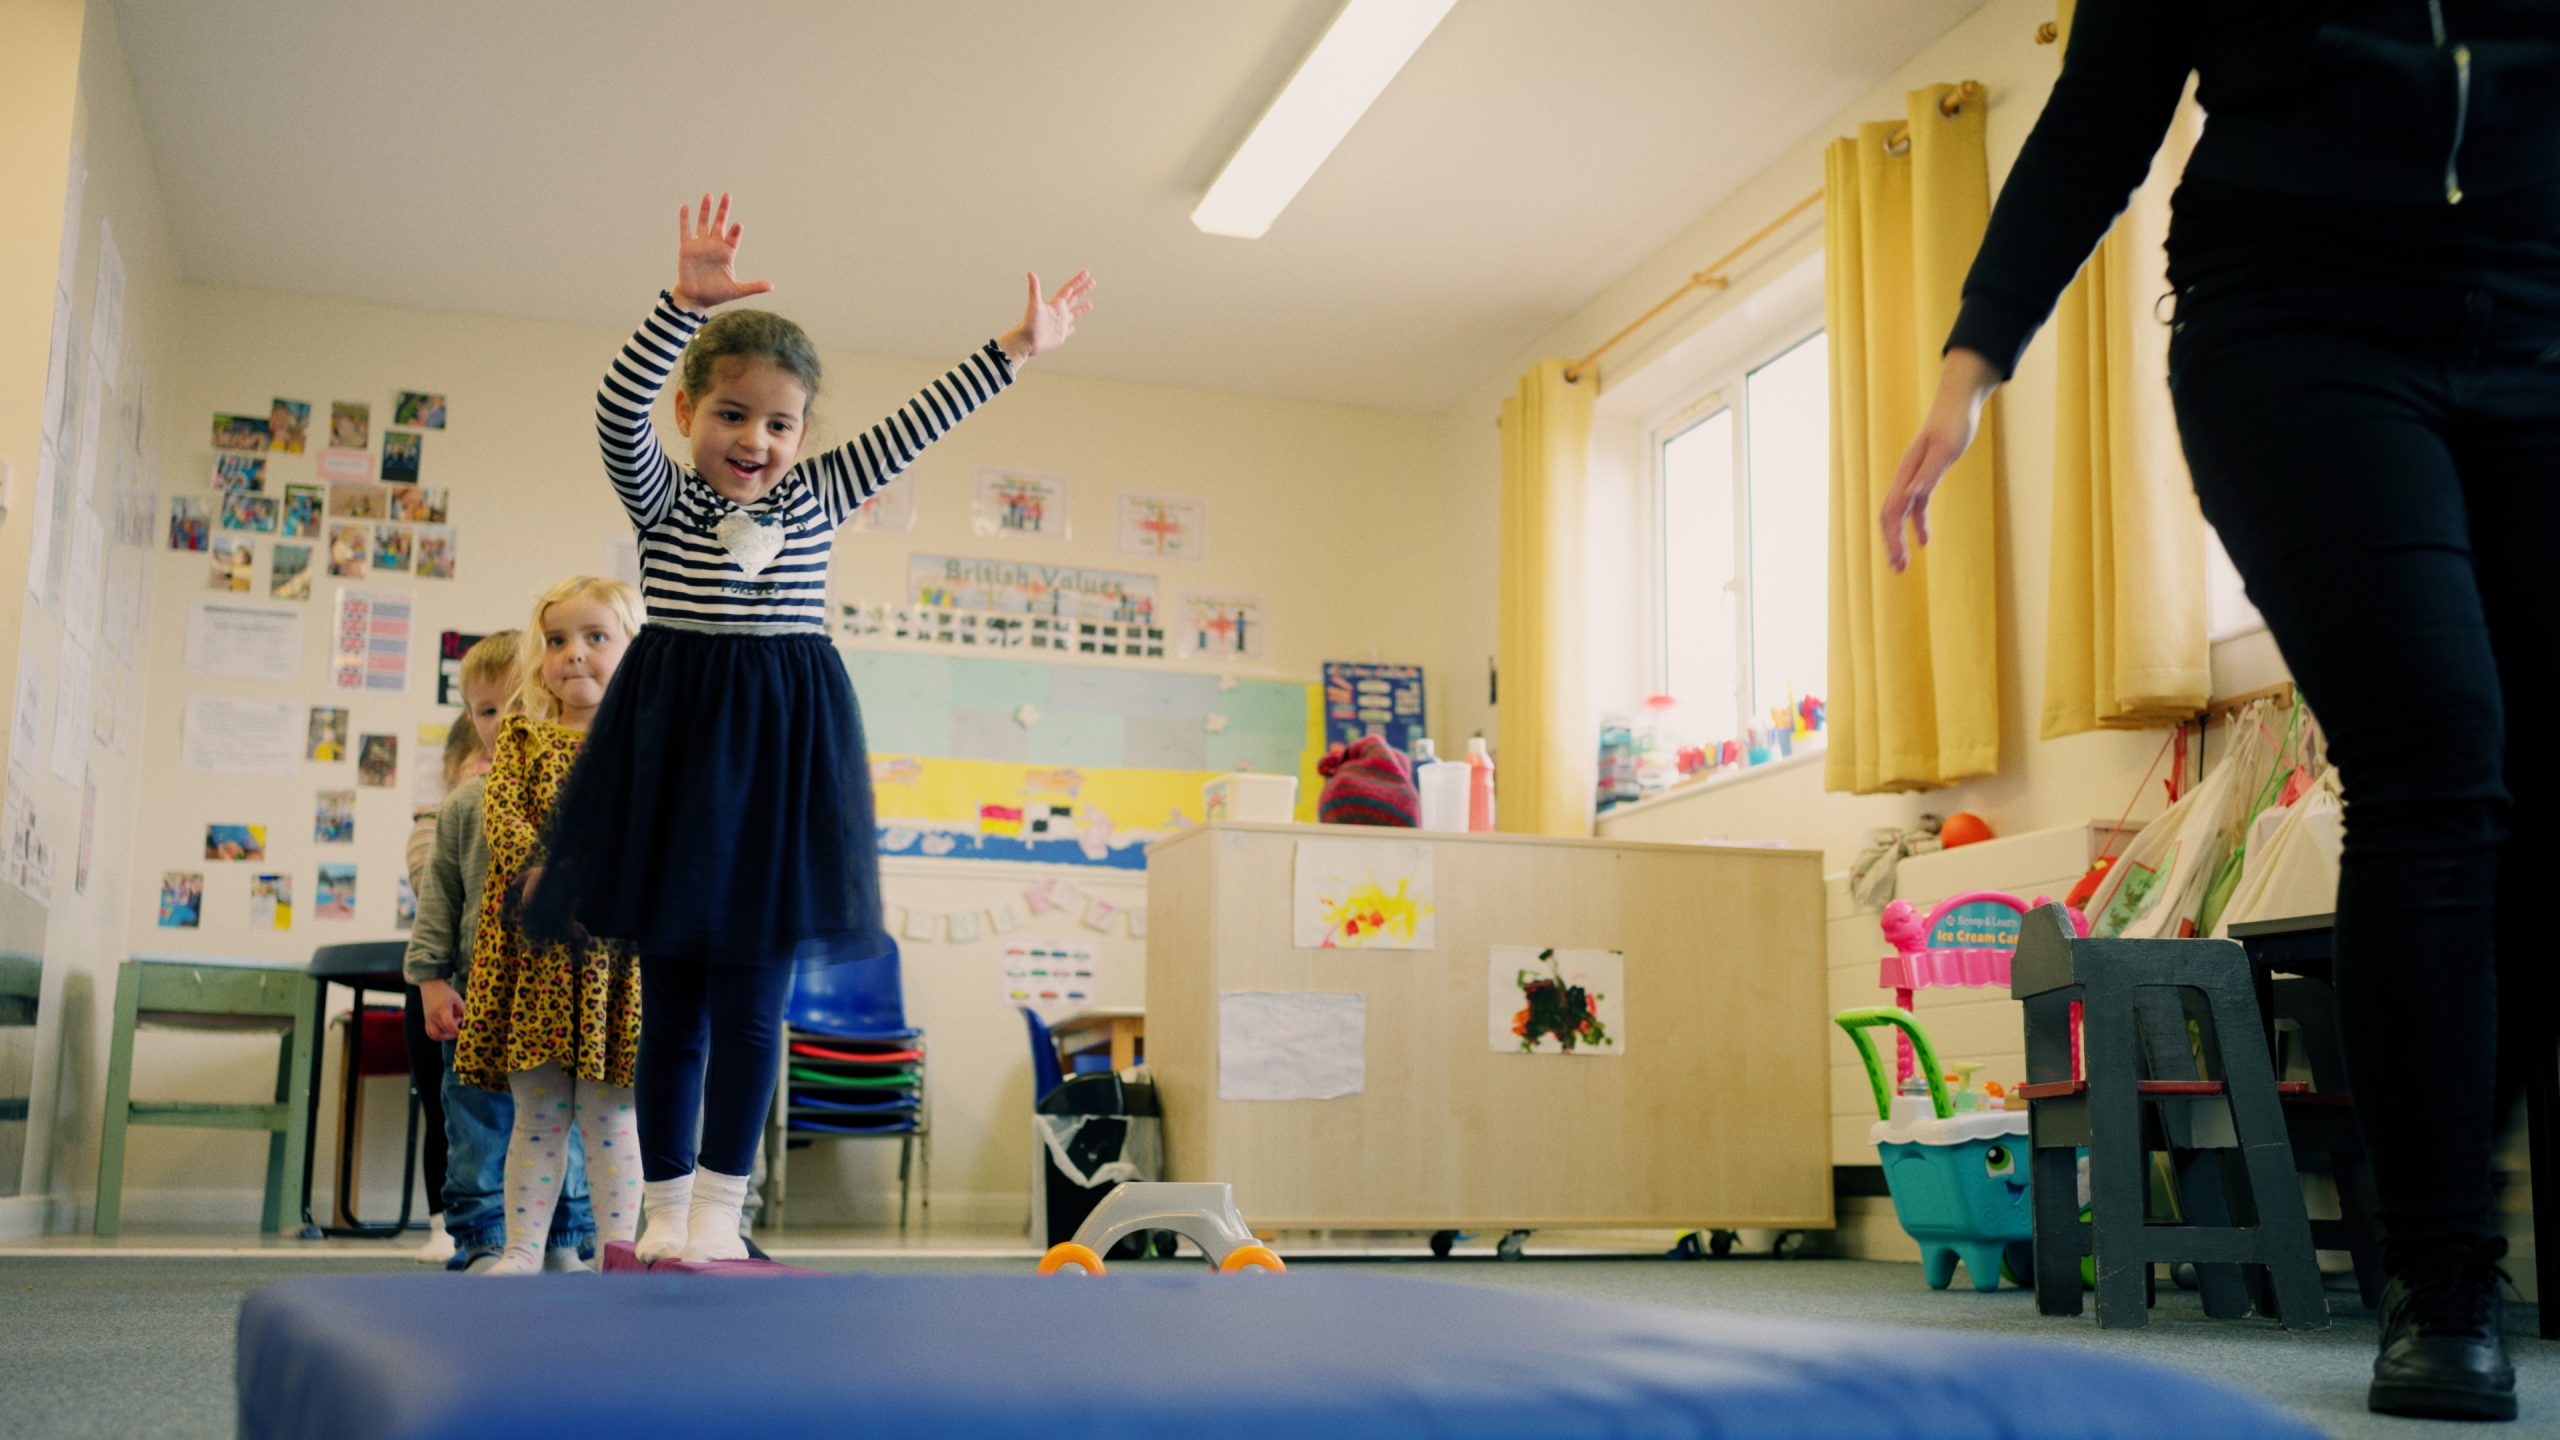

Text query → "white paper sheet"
[90,219,124,377]
[102,546,142,662]
[71,355,105,500]
[1292,838,1436,949]
[13,670,47,760]
[1218,992,1365,1101]
[186,601,304,681]
[63,508,104,650]
[182,697,303,776]
[42,289,73,451]
[49,639,90,784]
[24,443,58,605]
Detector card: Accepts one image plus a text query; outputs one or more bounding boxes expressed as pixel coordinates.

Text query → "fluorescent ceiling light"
[1192,0,1460,239]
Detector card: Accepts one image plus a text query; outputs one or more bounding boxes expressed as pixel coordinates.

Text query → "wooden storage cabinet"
[1143,823,1832,1232]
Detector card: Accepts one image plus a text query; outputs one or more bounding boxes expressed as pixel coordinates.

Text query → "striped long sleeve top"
[596,292,1017,627]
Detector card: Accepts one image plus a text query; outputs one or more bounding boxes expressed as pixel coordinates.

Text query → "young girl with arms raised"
[454,579,647,1273]
[527,193,1091,1261]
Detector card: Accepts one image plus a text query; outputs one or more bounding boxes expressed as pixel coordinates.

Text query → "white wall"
[1,0,185,1238]
[99,279,1461,1228]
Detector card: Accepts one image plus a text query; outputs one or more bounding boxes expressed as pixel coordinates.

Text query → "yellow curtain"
[1824,84,1999,795]
[2042,0,2210,737]
[1496,361,1592,835]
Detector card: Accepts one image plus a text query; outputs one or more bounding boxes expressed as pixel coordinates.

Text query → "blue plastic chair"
[770,939,927,1228]
[1020,1006,1065,1104]
[786,940,921,1041]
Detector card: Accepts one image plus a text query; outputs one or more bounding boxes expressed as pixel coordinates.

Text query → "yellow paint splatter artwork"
[1292,839,1437,950]
[1316,880,1433,949]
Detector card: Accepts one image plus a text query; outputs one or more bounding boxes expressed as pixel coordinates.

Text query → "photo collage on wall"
[185,389,457,594]
[163,698,407,932]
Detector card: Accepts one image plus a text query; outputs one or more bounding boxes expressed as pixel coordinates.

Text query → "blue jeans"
[439,1040,594,1265]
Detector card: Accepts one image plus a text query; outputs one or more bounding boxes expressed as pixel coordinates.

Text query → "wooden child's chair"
[2009,905,2328,1330]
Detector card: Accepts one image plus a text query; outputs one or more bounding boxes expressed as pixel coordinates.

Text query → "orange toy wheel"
[1219,1244,1286,1274]
[1038,1242,1107,1276]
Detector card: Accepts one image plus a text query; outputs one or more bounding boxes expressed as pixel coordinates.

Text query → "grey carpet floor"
[1,1252,2550,1438]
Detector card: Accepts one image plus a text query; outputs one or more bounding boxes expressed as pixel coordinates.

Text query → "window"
[1654,329,1829,746]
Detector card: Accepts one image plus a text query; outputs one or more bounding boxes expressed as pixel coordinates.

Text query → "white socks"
[489,1064,641,1274]
[683,1166,753,1263]
[413,1212,455,1265]
[637,1174,694,1263]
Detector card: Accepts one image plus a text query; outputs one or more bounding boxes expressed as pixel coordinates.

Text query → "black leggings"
[2168,259,2560,1248]
[635,957,794,1181]
[400,985,448,1217]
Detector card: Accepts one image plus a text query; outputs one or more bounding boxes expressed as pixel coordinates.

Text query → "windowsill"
[1593,740,1826,826]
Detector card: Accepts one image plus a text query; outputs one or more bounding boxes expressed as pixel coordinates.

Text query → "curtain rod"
[1561,82,1981,385]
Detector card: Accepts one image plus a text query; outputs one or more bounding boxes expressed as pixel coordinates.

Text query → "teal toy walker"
[1836,1007,2033,1292]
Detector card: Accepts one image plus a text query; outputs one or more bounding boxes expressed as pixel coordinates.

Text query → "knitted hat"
[1317,737,1419,827]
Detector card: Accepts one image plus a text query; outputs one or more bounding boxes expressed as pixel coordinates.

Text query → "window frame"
[1640,315,1827,745]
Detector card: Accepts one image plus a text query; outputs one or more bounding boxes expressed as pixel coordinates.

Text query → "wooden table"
[1050,1006,1145,1074]
[1143,823,1831,1233]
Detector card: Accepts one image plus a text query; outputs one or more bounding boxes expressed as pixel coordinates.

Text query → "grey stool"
[2011,904,2329,1329]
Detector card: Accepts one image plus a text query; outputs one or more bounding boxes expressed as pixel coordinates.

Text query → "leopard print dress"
[452,716,640,1091]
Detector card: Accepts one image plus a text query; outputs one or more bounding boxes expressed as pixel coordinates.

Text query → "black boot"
[2369,1235,2517,1421]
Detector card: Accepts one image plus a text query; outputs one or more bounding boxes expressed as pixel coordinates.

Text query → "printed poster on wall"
[909,554,1157,625]
[1291,838,1435,950]
[1114,492,1206,562]
[1001,938,1099,1025]
[1488,946,1625,1056]
[333,586,413,692]
[1176,592,1267,662]
[436,630,487,705]
[970,467,1070,541]
[3,770,53,905]
[1322,663,1426,756]
[182,698,302,776]
[185,600,303,681]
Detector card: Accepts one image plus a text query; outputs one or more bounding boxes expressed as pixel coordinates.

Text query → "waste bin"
[1034,1072,1162,1254]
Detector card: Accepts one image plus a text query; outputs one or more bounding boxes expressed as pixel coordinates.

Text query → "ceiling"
[109,1,1983,412]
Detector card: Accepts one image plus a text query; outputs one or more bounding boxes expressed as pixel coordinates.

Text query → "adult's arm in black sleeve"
[1944,0,2197,378]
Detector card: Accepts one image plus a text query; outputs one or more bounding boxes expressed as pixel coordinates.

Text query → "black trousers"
[400,985,449,1218]
[2167,252,2560,1249]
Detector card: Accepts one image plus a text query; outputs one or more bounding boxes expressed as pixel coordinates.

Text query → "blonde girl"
[451,579,646,1273]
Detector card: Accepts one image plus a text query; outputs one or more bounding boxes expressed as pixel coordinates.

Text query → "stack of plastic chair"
[766,941,927,1229]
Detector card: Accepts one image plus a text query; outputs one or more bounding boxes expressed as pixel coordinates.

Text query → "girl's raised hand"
[1001,271,1096,362]
[671,192,774,314]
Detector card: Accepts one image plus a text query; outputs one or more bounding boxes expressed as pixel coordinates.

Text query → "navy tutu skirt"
[527,624,890,968]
